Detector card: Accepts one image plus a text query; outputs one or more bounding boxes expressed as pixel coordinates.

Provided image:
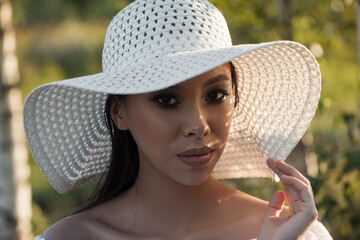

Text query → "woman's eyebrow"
[166,74,230,91]
[203,74,230,87]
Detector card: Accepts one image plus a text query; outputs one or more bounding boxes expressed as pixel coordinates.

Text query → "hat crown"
[102,0,232,72]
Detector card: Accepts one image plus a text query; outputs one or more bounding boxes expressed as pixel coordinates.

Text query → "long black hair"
[78,63,239,212]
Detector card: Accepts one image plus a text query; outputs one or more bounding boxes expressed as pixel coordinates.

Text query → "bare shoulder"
[42,213,91,240]
[42,211,126,240]
[42,194,137,240]
[235,189,289,213]
[206,183,291,239]
[221,186,290,223]
[229,190,267,220]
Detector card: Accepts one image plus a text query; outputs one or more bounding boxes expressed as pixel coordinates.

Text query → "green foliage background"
[13,0,359,238]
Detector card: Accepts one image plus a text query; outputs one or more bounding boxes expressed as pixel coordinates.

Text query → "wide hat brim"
[23,40,320,193]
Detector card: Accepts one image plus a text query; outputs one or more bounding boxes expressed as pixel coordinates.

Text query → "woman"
[25,0,332,239]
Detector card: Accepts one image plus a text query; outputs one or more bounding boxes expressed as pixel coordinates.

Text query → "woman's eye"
[154,94,180,107]
[205,89,229,103]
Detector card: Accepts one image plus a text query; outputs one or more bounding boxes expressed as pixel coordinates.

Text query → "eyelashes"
[205,89,230,103]
[152,88,230,108]
[153,94,180,107]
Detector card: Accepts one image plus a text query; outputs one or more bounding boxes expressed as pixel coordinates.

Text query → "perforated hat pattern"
[102,0,232,71]
[23,0,321,193]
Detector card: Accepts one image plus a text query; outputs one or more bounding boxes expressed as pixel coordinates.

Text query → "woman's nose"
[181,104,210,138]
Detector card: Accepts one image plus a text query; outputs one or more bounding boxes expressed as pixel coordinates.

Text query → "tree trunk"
[276,0,293,40]
[0,0,32,239]
[357,0,360,133]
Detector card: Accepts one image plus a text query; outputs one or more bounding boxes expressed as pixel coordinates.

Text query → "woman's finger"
[264,191,286,218]
[275,160,311,186]
[279,175,315,205]
[267,159,311,189]
[266,158,280,174]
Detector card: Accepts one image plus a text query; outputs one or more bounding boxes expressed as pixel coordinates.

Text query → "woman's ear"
[110,97,129,130]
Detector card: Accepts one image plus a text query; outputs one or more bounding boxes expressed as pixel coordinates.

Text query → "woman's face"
[112,63,235,185]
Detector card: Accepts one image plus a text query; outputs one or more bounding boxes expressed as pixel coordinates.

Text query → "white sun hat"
[23,0,321,193]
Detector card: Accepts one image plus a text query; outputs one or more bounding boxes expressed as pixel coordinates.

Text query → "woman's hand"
[257,158,318,240]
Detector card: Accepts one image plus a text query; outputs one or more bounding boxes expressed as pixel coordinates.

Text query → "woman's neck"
[125,159,237,236]
[82,155,263,238]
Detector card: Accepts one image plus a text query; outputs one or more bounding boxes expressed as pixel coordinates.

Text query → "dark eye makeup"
[152,93,180,108]
[205,89,230,103]
[151,86,230,109]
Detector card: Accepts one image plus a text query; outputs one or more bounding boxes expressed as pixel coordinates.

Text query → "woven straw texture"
[23,0,321,193]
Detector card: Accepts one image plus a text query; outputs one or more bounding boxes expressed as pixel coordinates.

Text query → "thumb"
[264,190,286,218]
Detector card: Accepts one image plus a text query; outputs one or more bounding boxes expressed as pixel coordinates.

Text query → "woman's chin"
[173,171,213,187]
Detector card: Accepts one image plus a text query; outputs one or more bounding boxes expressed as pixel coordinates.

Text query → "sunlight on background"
[2,0,358,239]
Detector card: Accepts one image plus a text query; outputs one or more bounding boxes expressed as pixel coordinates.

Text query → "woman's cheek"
[216,101,234,138]
[127,108,176,154]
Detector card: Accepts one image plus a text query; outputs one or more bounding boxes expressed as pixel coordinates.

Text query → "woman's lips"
[177,147,214,167]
